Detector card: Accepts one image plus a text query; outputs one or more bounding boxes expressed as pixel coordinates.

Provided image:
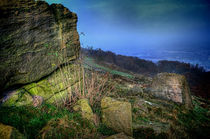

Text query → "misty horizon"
[46,0,210,70]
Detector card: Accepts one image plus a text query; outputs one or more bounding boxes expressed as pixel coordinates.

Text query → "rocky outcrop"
[101,97,133,136]
[0,0,80,92]
[149,73,193,108]
[0,123,25,139]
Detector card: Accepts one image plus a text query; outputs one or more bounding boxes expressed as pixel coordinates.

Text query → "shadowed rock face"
[0,0,80,92]
[150,73,193,108]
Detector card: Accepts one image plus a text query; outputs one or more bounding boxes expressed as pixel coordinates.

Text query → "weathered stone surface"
[73,98,94,121]
[101,97,133,136]
[0,123,25,139]
[149,73,193,108]
[0,63,80,106]
[105,132,134,139]
[0,0,80,92]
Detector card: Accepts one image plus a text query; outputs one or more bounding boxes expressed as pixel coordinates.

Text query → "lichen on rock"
[101,97,133,136]
[73,98,94,121]
[149,73,193,108]
[1,89,33,107]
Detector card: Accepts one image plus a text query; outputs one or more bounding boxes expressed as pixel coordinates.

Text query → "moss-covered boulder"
[101,97,133,136]
[150,73,193,108]
[0,0,80,93]
[1,64,81,106]
[1,89,33,107]
[0,123,25,139]
[105,132,134,139]
[73,99,94,121]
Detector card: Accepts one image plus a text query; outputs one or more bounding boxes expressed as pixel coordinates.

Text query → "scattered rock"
[0,123,25,139]
[105,132,134,139]
[73,98,94,121]
[149,73,193,108]
[101,97,133,136]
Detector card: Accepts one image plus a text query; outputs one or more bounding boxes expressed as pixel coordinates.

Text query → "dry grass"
[51,52,115,109]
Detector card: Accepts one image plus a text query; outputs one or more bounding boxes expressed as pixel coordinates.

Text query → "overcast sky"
[45,0,210,54]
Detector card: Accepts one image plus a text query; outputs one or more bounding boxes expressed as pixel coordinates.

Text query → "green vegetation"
[97,124,117,136]
[0,104,89,139]
[84,57,133,78]
[178,99,210,138]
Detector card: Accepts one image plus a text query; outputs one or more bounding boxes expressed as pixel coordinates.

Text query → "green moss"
[97,124,117,136]
[47,90,69,104]
[73,99,94,121]
[2,89,33,107]
[23,81,54,100]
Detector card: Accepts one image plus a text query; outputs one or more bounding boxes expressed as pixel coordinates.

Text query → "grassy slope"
[0,56,209,139]
[84,57,134,79]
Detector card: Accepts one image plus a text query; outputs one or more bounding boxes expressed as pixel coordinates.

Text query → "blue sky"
[45,0,210,55]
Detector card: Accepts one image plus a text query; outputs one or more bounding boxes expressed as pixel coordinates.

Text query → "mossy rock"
[1,64,82,106]
[73,98,94,121]
[1,89,33,107]
[0,123,25,139]
[23,64,80,100]
[101,97,133,136]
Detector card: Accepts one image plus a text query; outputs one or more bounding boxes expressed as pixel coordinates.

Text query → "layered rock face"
[0,0,80,92]
[150,73,193,108]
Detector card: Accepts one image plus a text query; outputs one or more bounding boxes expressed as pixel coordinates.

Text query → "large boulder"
[0,123,25,139]
[149,73,193,108]
[101,97,133,136]
[0,0,80,92]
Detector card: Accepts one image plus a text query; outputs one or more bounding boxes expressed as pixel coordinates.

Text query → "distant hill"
[82,47,210,99]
